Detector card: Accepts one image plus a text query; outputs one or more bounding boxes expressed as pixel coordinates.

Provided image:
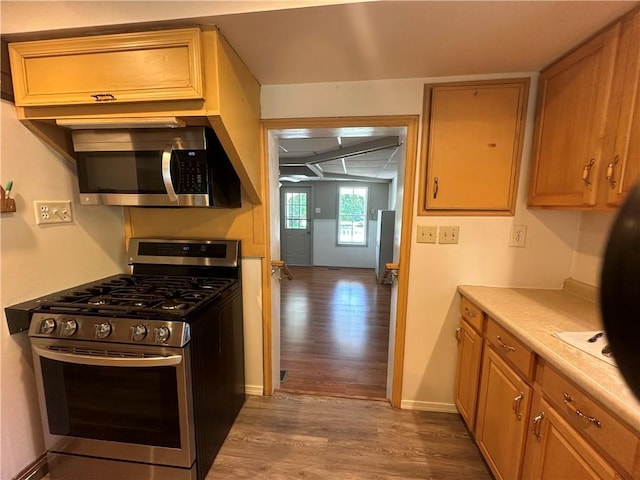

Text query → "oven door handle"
[33,345,183,368]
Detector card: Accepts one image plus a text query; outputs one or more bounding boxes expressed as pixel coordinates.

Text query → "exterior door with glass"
[281,186,312,265]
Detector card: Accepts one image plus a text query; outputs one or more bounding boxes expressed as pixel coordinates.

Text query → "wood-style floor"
[208,392,492,479]
[279,266,391,399]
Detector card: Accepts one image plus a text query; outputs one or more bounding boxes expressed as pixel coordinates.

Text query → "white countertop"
[458,284,640,434]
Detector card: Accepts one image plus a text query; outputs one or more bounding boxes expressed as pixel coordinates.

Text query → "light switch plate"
[417,225,437,243]
[439,226,460,244]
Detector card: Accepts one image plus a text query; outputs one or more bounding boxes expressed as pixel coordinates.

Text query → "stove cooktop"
[33,274,235,317]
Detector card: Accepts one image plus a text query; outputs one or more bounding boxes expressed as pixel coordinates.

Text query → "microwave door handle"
[161,145,179,202]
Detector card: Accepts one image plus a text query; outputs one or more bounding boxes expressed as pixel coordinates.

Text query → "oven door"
[30,337,195,469]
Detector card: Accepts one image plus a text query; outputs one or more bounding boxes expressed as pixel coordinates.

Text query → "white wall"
[569,211,617,287]
[0,101,127,478]
[313,219,377,268]
[262,74,583,409]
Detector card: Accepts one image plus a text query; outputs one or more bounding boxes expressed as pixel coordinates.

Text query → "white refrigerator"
[375,210,395,283]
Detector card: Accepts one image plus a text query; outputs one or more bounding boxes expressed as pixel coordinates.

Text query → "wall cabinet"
[418,78,529,216]
[528,7,639,209]
[8,29,204,106]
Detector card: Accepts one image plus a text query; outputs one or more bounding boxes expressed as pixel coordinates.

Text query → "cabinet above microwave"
[6,27,263,205]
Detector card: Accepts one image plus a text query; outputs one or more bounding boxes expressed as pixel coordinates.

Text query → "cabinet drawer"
[536,361,639,476]
[486,318,535,381]
[460,296,484,333]
[8,28,204,107]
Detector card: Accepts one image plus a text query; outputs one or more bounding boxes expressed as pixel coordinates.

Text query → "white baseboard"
[245,385,264,396]
[400,400,458,413]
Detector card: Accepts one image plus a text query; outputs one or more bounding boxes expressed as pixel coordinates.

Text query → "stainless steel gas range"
[6,238,245,480]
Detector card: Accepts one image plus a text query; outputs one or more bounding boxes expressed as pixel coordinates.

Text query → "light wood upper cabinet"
[8,28,204,106]
[418,78,529,216]
[528,7,640,209]
[605,8,640,206]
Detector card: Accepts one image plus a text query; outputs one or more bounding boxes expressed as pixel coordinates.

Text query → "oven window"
[40,358,181,448]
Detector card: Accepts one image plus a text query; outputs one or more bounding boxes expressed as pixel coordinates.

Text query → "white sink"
[553,331,617,367]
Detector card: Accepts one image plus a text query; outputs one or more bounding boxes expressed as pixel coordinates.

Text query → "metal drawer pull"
[496,335,516,352]
[581,158,596,187]
[512,392,524,421]
[91,93,117,102]
[562,392,601,428]
[531,411,545,442]
[606,155,619,189]
[455,327,462,342]
[433,176,439,199]
[463,307,476,318]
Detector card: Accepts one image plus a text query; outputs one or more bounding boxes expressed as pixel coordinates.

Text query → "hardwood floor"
[279,266,391,399]
[208,392,492,479]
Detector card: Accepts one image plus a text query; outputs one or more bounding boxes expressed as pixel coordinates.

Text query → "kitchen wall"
[262,74,585,410]
[570,211,617,287]
[0,101,127,478]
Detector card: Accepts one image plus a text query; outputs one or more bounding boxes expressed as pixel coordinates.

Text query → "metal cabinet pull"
[606,155,620,189]
[530,412,545,442]
[433,177,439,199]
[496,335,516,352]
[581,159,596,187]
[562,392,601,428]
[512,392,524,420]
[90,93,117,102]
[463,307,476,318]
[455,327,462,342]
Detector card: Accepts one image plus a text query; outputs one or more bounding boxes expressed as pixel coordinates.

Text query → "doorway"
[262,116,419,407]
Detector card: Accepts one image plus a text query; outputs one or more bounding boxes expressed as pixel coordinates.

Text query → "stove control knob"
[132,324,147,342]
[95,322,112,339]
[155,325,171,343]
[60,319,78,337]
[40,318,57,335]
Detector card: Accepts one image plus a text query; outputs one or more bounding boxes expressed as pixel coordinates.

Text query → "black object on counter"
[601,181,640,400]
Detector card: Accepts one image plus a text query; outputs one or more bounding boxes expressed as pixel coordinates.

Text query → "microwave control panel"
[176,151,208,193]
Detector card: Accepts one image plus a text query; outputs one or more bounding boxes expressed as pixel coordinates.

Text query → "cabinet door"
[454,319,483,431]
[606,9,640,206]
[523,395,618,480]
[476,346,532,480]
[528,25,619,207]
[8,28,204,107]
[419,78,529,215]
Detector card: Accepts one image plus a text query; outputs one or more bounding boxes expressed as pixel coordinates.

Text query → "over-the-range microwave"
[71,126,241,208]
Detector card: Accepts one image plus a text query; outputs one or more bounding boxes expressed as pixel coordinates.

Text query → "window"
[284,191,308,229]
[338,186,368,245]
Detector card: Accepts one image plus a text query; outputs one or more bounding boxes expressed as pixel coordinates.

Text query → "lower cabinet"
[475,346,532,480]
[522,394,618,480]
[455,294,637,480]
[454,319,483,431]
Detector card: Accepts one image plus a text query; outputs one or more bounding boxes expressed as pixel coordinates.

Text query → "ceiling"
[2,1,638,181]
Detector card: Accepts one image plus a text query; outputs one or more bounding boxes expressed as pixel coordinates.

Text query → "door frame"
[280,184,314,266]
[261,115,419,407]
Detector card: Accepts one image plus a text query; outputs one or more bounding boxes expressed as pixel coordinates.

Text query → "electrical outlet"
[34,201,73,225]
[417,225,437,243]
[510,225,527,247]
[438,226,460,244]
